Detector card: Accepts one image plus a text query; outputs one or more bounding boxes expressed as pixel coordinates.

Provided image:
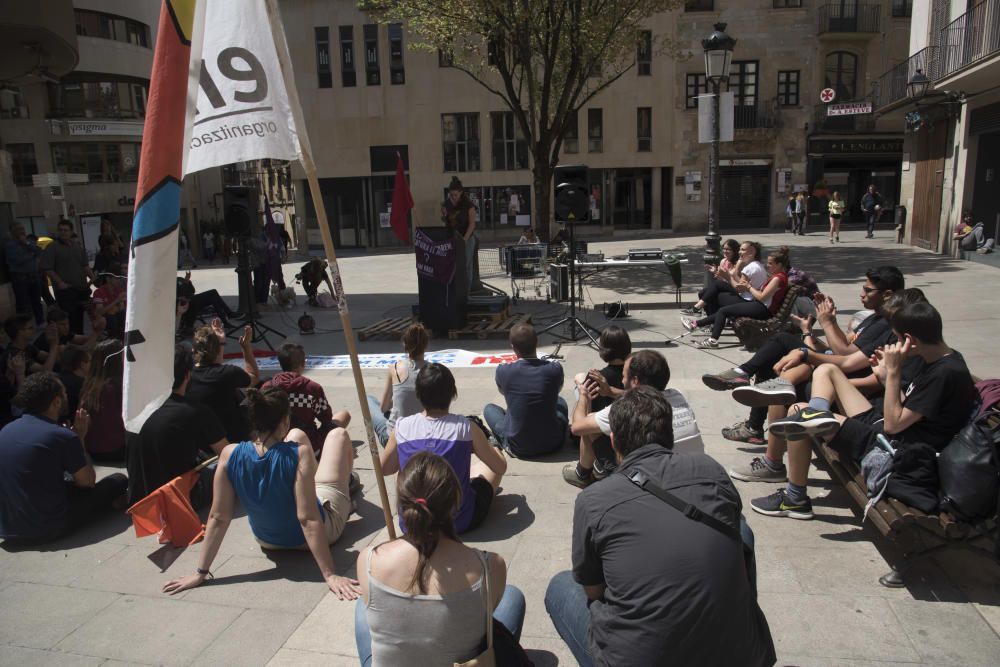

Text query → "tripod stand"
[539,222,601,346]
[226,236,285,351]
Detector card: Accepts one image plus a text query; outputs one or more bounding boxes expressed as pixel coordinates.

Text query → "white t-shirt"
[739,261,768,301]
[594,387,703,455]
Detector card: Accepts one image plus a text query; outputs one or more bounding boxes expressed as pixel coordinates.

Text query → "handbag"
[454,550,494,667]
[938,409,1000,522]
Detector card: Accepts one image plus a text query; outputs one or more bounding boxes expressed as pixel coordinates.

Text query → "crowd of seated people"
[367,322,429,447]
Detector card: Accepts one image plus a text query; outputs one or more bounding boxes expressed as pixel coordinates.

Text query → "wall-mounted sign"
[721,159,771,166]
[117,195,136,207]
[827,102,873,116]
[53,120,144,137]
[820,88,836,103]
[809,139,904,154]
[684,171,702,202]
[776,168,792,194]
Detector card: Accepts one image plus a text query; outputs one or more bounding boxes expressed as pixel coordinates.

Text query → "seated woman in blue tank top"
[380,363,507,534]
[162,387,361,599]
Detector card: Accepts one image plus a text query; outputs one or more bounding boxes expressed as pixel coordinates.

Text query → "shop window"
[588,108,603,153]
[442,113,480,172]
[8,143,37,186]
[340,26,356,87]
[315,27,332,88]
[364,24,380,85]
[491,112,528,170]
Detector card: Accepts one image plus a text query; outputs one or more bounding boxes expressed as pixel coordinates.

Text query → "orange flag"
[127,469,205,547]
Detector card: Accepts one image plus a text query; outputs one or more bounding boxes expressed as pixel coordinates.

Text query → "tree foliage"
[368,0,686,233]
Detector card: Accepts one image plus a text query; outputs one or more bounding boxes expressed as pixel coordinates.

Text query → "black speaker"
[224,186,255,237]
[554,164,590,224]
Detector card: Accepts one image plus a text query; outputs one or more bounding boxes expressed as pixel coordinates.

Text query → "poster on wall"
[80,215,102,262]
[515,214,531,227]
[684,171,702,202]
[775,168,792,194]
[590,184,602,221]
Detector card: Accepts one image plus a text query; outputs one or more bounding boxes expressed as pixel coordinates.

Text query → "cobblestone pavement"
[2,230,999,666]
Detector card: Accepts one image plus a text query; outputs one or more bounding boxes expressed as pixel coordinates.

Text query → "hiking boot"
[729,457,786,483]
[562,464,594,489]
[751,489,814,520]
[732,378,797,408]
[768,408,840,439]
[702,368,751,391]
[721,421,765,445]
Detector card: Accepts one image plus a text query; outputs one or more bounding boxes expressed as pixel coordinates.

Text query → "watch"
[799,346,809,362]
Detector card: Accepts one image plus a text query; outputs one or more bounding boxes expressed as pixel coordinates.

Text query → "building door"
[660,167,673,230]
[611,168,652,229]
[720,166,770,229]
[912,122,948,251]
[971,131,1000,241]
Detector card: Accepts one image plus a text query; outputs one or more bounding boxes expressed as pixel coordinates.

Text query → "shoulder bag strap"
[624,469,740,543]
[476,549,493,650]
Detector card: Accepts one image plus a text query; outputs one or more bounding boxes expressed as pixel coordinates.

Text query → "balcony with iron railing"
[872,46,940,111]
[734,98,780,131]
[817,3,880,37]
[937,0,1000,83]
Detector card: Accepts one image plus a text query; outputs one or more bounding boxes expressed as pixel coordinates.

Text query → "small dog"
[271,283,297,308]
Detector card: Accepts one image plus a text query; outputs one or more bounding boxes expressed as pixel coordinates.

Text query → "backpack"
[937,409,1000,522]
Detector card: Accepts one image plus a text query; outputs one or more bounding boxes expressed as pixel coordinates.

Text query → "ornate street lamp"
[907,69,930,101]
[702,22,736,264]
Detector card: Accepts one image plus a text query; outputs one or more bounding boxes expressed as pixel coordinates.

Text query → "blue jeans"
[483,397,568,457]
[354,584,526,666]
[545,517,758,666]
[365,395,389,446]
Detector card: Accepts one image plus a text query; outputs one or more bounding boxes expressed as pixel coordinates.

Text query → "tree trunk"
[532,157,554,241]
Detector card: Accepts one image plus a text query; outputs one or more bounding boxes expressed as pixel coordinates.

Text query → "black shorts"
[830,214,842,219]
[465,476,495,532]
[828,408,884,462]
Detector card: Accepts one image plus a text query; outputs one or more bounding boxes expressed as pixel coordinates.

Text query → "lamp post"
[907,68,930,101]
[702,22,736,265]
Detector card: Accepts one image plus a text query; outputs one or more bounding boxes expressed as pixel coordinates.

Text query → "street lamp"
[907,69,930,101]
[702,22,736,265]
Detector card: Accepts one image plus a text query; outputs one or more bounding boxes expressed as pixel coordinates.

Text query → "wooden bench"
[731,285,802,351]
[811,410,999,587]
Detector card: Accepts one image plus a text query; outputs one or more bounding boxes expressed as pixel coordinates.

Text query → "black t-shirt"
[0,414,87,540]
[572,444,775,666]
[186,364,252,443]
[852,314,894,357]
[59,372,84,420]
[591,363,624,414]
[33,331,74,355]
[128,393,226,503]
[899,351,977,449]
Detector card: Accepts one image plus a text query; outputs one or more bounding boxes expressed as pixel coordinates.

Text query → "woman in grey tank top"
[354,452,525,666]
[366,323,429,446]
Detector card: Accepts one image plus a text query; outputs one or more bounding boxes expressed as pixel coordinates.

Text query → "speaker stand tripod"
[226,239,285,351]
[539,223,601,346]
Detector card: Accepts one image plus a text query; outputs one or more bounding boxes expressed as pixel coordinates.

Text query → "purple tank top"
[393,413,475,532]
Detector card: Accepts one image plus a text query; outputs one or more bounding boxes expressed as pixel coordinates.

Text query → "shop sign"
[827,102,873,116]
[118,195,136,207]
[62,120,144,137]
[721,159,771,166]
[809,139,903,155]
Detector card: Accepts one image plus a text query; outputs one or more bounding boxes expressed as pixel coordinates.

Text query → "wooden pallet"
[357,316,415,341]
[448,312,531,340]
[464,306,510,324]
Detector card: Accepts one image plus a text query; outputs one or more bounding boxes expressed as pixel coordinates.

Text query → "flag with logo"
[125,0,308,430]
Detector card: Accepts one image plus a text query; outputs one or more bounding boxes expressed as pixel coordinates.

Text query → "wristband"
[196,568,213,579]
[799,346,809,362]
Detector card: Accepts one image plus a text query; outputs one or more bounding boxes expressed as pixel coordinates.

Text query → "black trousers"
[54,287,89,336]
[6,473,128,546]
[740,331,803,431]
[699,279,739,315]
[696,296,769,340]
[11,276,44,324]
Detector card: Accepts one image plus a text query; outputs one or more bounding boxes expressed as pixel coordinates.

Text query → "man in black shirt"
[753,302,976,520]
[546,387,776,666]
[128,346,228,507]
[185,319,259,443]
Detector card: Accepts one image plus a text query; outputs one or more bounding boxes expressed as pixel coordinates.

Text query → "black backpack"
[938,409,1000,523]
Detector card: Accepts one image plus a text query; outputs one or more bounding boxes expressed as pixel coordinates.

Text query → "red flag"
[389,154,413,244]
[127,469,205,547]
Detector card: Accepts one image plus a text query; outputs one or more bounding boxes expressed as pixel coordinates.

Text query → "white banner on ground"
[228,349,562,371]
[183,0,301,175]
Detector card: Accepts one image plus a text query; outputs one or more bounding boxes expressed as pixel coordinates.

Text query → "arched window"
[825,51,858,101]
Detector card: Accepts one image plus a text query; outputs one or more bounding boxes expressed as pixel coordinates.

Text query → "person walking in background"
[861,184,884,239]
[828,191,845,244]
[794,192,806,235]
[202,229,216,263]
[5,223,45,325]
[785,195,796,233]
[178,230,197,269]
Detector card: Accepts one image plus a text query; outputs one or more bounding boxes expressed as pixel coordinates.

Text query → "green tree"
[370,0,684,237]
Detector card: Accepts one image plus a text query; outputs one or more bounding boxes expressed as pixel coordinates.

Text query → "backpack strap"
[623,468,740,542]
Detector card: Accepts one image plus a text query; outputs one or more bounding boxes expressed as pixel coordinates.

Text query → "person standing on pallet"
[441,176,478,291]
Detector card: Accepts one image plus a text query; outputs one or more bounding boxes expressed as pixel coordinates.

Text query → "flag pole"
[264,0,396,539]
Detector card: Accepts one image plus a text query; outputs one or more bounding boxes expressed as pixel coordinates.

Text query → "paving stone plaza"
[2,231,999,666]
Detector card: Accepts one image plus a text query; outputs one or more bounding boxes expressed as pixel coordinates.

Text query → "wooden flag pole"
[265,0,396,540]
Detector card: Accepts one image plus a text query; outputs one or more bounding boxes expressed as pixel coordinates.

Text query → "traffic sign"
[820,88,836,103]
